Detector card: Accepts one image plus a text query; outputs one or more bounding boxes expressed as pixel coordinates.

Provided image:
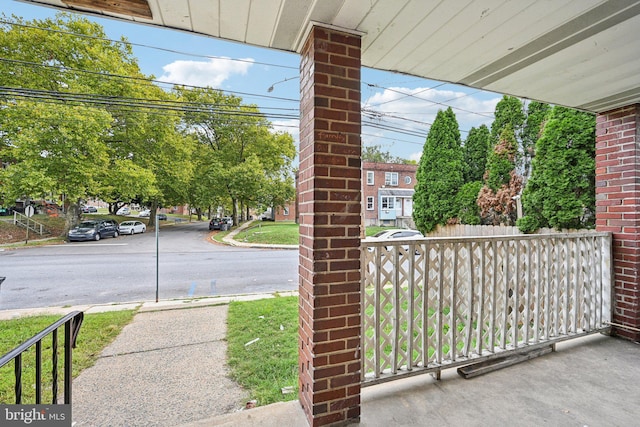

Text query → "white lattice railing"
[361,232,612,385]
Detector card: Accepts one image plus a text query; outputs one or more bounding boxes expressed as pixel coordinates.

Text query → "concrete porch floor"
[188,333,640,426]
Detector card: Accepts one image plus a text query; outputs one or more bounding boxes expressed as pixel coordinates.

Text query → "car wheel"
[130,229,134,235]
[94,233,101,241]
[113,230,119,238]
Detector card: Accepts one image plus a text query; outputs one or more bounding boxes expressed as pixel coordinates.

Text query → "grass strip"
[0,310,135,403]
[233,221,299,245]
[226,295,298,406]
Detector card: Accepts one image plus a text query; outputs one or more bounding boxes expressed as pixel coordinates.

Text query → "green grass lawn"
[233,221,299,245]
[227,221,398,246]
[226,295,298,406]
[0,310,135,403]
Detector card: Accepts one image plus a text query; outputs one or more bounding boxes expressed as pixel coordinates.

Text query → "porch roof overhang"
[19,0,640,113]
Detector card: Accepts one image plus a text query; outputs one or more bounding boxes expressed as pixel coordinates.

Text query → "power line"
[2,17,496,112]
[0,86,300,120]
[0,58,299,104]
[0,18,298,71]
[364,83,494,119]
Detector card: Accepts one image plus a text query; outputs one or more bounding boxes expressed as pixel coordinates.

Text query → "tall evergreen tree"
[463,124,490,183]
[521,101,551,182]
[517,107,596,232]
[413,107,463,234]
[490,95,525,145]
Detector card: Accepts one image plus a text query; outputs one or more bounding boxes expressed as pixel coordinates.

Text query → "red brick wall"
[298,25,362,426]
[595,105,640,341]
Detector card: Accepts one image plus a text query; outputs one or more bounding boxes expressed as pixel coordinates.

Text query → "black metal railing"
[0,311,84,404]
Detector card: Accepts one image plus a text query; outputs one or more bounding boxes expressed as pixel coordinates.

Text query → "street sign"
[25,205,34,218]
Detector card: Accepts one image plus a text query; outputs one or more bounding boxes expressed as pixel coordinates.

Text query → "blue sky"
[5,0,502,162]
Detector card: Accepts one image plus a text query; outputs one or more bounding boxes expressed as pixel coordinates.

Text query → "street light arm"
[267,76,299,92]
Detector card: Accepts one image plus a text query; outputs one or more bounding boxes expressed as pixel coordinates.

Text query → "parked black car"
[157,213,167,221]
[68,220,119,241]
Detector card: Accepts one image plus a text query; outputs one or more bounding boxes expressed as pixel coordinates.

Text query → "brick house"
[362,162,417,228]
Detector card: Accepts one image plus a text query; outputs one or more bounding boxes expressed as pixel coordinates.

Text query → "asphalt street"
[0,221,298,310]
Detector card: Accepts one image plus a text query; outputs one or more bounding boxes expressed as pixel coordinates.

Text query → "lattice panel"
[361,232,612,382]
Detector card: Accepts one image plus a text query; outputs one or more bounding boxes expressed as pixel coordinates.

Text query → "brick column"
[298,25,362,426]
[596,105,640,342]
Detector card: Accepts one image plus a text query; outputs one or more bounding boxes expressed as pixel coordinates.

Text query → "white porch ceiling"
[18,0,640,113]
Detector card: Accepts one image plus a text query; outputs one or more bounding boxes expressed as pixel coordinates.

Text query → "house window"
[404,176,412,185]
[381,196,395,210]
[283,207,289,216]
[367,171,374,185]
[385,172,398,186]
[366,196,374,210]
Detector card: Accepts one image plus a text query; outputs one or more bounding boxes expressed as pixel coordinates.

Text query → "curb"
[219,220,298,250]
[0,291,299,320]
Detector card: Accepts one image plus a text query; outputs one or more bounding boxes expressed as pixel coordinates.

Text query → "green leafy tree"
[518,107,596,232]
[477,125,522,225]
[0,13,178,228]
[143,113,196,227]
[413,107,463,234]
[0,102,112,229]
[97,159,158,215]
[463,124,490,183]
[362,144,412,164]
[177,86,295,224]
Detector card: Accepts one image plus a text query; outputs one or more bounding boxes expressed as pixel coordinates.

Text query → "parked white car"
[363,229,423,253]
[118,220,147,235]
[138,209,150,218]
[366,229,423,241]
[116,207,130,215]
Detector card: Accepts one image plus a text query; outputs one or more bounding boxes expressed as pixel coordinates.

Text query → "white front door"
[404,198,412,216]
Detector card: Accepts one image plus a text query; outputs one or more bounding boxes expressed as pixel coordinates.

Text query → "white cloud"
[160,57,254,87]
[270,119,299,141]
[363,86,500,136]
[408,151,423,163]
[360,86,501,160]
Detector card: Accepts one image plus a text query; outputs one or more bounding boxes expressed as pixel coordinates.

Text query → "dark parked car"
[157,213,167,221]
[68,220,119,241]
[209,218,223,230]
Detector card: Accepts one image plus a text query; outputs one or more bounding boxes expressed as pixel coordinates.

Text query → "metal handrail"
[0,311,84,404]
[12,211,46,235]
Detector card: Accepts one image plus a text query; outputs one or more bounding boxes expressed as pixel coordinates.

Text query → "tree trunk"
[149,200,157,228]
[65,199,82,234]
[232,198,238,226]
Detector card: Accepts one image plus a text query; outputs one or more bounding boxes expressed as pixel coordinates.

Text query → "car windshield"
[78,221,97,228]
[372,231,391,238]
